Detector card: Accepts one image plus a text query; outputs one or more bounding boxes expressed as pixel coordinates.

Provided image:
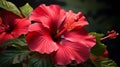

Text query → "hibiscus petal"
[11,18,31,38]
[30,4,66,32]
[26,30,58,54]
[66,10,88,27]
[28,23,50,33]
[64,28,96,48]
[51,40,90,65]
[0,9,30,38]
[63,10,89,31]
[0,32,13,45]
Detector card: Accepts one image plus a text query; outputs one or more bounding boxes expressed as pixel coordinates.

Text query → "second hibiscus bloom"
[26,4,96,65]
[0,9,30,45]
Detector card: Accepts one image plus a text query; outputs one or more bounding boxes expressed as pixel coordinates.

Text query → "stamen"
[107,30,119,39]
[55,13,81,38]
[101,30,119,41]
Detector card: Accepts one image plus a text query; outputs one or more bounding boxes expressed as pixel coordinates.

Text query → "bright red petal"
[64,28,96,48]
[63,10,89,31]
[30,4,66,33]
[28,23,49,32]
[51,40,90,65]
[0,32,13,44]
[26,23,58,54]
[26,32,58,54]
[11,18,30,38]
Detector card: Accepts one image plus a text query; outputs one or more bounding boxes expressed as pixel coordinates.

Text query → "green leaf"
[28,57,53,67]
[91,42,106,56]
[72,59,96,67]
[90,32,106,56]
[0,37,28,49]
[0,0,21,16]
[0,50,30,67]
[12,50,30,64]
[94,58,118,67]
[0,39,15,48]
[90,32,104,41]
[20,3,33,17]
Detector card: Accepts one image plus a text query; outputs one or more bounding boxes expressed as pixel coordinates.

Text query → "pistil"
[55,16,78,38]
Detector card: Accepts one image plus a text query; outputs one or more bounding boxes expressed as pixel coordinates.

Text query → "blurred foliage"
[94,58,118,67]
[0,50,30,67]
[28,57,53,67]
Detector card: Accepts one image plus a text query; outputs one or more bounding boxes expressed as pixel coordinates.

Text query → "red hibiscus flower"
[0,9,30,44]
[26,4,96,65]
